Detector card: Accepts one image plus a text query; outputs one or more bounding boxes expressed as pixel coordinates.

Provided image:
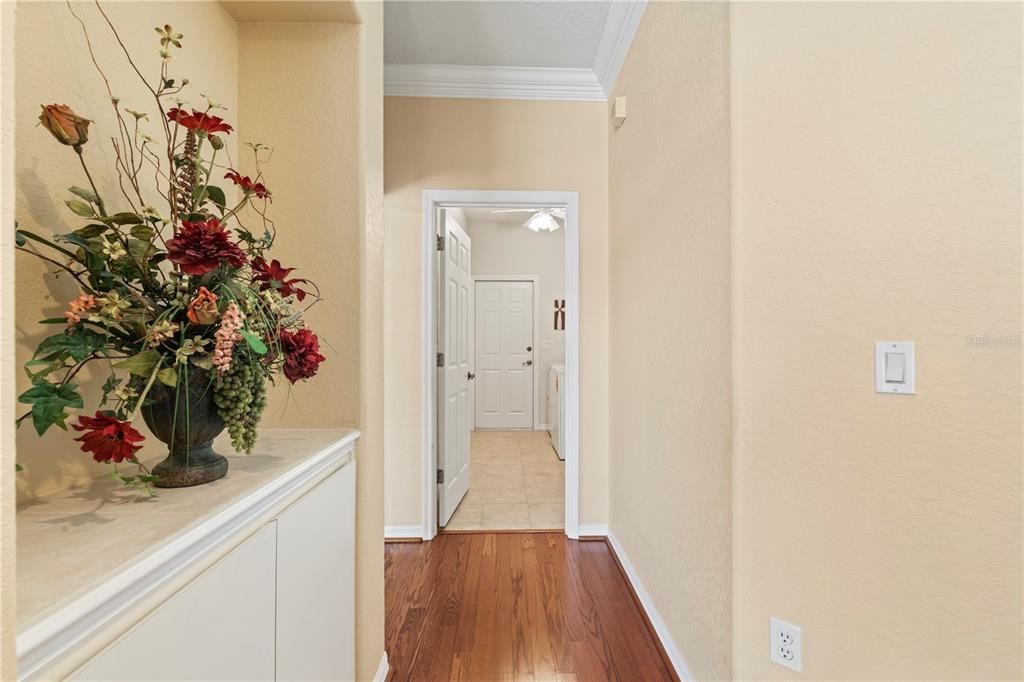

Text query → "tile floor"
[444,429,564,531]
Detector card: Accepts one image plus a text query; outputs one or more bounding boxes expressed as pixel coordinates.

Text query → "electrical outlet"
[770,617,802,672]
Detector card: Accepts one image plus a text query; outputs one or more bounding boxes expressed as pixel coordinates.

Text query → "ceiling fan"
[490,207,565,232]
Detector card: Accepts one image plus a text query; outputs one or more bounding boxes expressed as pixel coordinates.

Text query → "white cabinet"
[73,523,277,681]
[276,461,356,681]
[24,433,362,682]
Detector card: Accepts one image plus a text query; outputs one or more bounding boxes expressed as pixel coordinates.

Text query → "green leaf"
[114,350,161,377]
[38,317,69,324]
[66,199,95,217]
[205,185,226,208]
[102,212,143,225]
[24,357,69,380]
[18,380,84,435]
[15,229,26,247]
[130,224,154,240]
[74,223,108,238]
[190,354,214,370]
[157,367,178,387]
[60,233,103,254]
[127,238,155,265]
[240,329,267,355]
[15,463,23,472]
[17,229,79,260]
[100,374,121,406]
[35,328,107,363]
[68,186,99,203]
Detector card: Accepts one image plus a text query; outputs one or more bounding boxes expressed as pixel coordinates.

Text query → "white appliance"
[547,363,566,460]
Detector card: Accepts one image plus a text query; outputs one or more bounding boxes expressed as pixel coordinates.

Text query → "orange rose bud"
[39,104,91,147]
[186,287,219,325]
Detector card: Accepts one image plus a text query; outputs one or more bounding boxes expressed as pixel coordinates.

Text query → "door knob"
[467,372,476,380]
[527,345,533,352]
[523,360,533,367]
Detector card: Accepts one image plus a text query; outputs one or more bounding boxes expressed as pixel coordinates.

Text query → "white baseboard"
[578,524,608,537]
[606,530,694,681]
[373,652,389,681]
[384,525,423,540]
[534,424,551,431]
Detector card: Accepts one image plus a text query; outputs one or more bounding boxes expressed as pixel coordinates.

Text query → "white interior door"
[438,210,472,526]
[474,280,534,429]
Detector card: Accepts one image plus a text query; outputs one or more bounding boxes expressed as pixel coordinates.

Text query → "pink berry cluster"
[213,302,244,374]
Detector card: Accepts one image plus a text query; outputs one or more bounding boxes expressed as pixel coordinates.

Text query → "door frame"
[471,275,541,431]
[422,190,581,540]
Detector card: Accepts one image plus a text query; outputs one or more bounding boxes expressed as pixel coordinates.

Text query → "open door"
[437,209,473,526]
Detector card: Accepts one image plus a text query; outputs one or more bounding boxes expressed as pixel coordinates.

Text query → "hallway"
[385,533,675,681]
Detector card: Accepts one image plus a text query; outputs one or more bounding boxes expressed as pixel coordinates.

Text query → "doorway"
[422,190,580,539]
[473,279,536,430]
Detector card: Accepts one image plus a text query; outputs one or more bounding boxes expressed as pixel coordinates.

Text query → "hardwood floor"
[385,533,676,681]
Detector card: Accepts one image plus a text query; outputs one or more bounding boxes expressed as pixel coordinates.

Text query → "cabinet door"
[276,462,356,681]
[73,523,277,681]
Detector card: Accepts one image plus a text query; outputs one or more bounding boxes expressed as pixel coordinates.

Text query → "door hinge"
[436,235,445,251]
[436,468,445,484]
[436,351,444,367]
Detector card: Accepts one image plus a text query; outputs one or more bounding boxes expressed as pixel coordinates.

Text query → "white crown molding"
[383,1,648,102]
[384,63,606,101]
[592,0,648,96]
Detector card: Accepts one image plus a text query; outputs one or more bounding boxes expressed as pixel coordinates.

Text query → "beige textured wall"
[608,3,733,679]
[732,3,1022,678]
[13,1,239,500]
[238,21,359,430]
[239,13,385,679]
[383,97,609,530]
[1,2,16,675]
[354,0,386,678]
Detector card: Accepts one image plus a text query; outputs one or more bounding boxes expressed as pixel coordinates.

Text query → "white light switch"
[876,341,915,394]
[884,352,905,383]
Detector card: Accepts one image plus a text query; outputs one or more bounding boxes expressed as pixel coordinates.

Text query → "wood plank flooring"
[385,533,676,681]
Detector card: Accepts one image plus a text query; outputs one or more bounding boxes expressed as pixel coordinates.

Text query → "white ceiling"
[383,1,647,101]
[384,2,611,69]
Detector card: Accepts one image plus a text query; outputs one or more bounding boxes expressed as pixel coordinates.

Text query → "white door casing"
[423,190,580,541]
[437,210,472,526]
[474,281,534,429]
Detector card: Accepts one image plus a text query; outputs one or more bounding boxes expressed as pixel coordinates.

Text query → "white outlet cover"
[770,617,802,672]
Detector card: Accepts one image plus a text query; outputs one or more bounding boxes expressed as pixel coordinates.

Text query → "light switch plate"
[876,341,915,394]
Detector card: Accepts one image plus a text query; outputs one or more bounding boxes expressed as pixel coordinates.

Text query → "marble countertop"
[16,428,356,631]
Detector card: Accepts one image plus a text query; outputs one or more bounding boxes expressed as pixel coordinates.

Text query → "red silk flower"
[166,108,233,135]
[225,170,271,201]
[252,257,309,301]
[280,328,325,383]
[166,218,247,275]
[72,412,145,463]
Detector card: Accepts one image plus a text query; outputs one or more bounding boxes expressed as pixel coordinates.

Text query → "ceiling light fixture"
[491,207,564,232]
[525,212,561,232]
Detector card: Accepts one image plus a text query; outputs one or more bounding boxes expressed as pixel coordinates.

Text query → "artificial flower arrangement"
[15,11,325,492]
